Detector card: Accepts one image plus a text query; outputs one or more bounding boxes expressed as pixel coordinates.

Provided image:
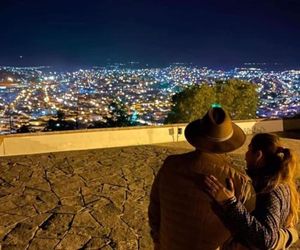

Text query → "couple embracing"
[149,106,299,250]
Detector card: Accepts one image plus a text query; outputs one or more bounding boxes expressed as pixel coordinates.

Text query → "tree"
[16,125,31,133]
[89,101,133,128]
[165,79,258,123]
[165,84,216,123]
[44,110,76,131]
[216,79,258,120]
[56,110,66,121]
[106,102,131,127]
[290,112,300,119]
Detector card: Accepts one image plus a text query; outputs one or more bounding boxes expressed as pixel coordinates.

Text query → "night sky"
[0,0,300,69]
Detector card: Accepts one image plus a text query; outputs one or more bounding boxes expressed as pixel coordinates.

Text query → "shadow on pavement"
[275,130,300,140]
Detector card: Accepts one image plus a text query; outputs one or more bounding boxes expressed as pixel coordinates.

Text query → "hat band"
[206,130,234,142]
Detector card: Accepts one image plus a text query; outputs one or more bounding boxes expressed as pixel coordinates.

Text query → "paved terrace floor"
[0,134,300,250]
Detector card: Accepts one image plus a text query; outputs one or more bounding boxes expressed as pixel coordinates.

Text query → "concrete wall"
[0,124,186,157]
[283,119,300,131]
[0,119,298,157]
[237,119,283,135]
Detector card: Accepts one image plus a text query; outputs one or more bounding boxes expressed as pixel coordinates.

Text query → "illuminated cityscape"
[1,1,300,249]
[0,64,299,133]
[1,1,299,134]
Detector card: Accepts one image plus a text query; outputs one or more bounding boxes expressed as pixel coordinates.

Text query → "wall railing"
[0,119,299,157]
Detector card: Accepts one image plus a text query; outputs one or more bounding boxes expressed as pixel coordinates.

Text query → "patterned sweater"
[218,184,291,250]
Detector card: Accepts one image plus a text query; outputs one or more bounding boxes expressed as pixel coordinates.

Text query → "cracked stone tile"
[100,175,127,189]
[25,168,52,192]
[0,164,9,174]
[96,158,114,166]
[4,163,31,183]
[83,237,108,249]
[34,202,58,215]
[35,213,74,239]
[1,242,27,249]
[0,177,14,189]
[2,205,37,218]
[0,175,19,189]
[0,199,19,213]
[139,227,154,249]
[127,182,146,202]
[27,238,60,250]
[121,202,148,232]
[1,213,50,247]
[60,195,83,207]
[18,170,34,183]
[117,239,139,250]
[0,213,27,229]
[69,226,109,241]
[1,141,299,249]
[72,211,99,228]
[75,167,107,182]
[90,199,121,228]
[25,181,52,193]
[44,168,67,181]
[13,188,58,214]
[0,225,14,241]
[111,219,139,240]
[74,229,104,243]
[101,185,126,210]
[50,205,81,215]
[80,185,103,205]
[53,158,74,174]
[50,176,85,197]
[54,230,91,250]
[2,223,37,246]
[37,157,56,171]
[100,246,116,250]
[8,194,33,208]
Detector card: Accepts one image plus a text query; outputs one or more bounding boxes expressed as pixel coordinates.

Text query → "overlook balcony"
[0,121,299,249]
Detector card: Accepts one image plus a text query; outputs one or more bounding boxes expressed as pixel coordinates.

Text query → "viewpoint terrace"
[0,122,300,249]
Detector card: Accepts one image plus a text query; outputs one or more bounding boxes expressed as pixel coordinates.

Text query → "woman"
[204,133,299,249]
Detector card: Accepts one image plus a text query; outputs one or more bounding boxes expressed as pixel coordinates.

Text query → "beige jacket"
[148,151,255,250]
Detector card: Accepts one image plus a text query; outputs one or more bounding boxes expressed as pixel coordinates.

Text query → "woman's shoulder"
[266,184,291,206]
[272,184,290,196]
[259,184,290,205]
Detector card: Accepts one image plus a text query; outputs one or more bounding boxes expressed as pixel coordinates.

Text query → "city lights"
[0,65,299,134]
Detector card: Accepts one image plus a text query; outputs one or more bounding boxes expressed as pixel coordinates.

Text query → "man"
[148,106,255,250]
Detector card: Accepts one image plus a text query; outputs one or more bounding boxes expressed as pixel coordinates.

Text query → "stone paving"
[0,135,300,250]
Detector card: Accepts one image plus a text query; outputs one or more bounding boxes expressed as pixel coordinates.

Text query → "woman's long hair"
[250,133,299,226]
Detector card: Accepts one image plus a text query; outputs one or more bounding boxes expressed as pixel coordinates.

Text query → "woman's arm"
[219,191,282,249]
[205,176,289,250]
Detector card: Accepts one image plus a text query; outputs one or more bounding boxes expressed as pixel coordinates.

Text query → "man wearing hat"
[148,106,255,250]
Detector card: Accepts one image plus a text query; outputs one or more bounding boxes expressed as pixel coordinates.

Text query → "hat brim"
[184,119,246,153]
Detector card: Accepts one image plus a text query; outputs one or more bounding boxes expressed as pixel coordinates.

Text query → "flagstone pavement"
[0,135,300,250]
